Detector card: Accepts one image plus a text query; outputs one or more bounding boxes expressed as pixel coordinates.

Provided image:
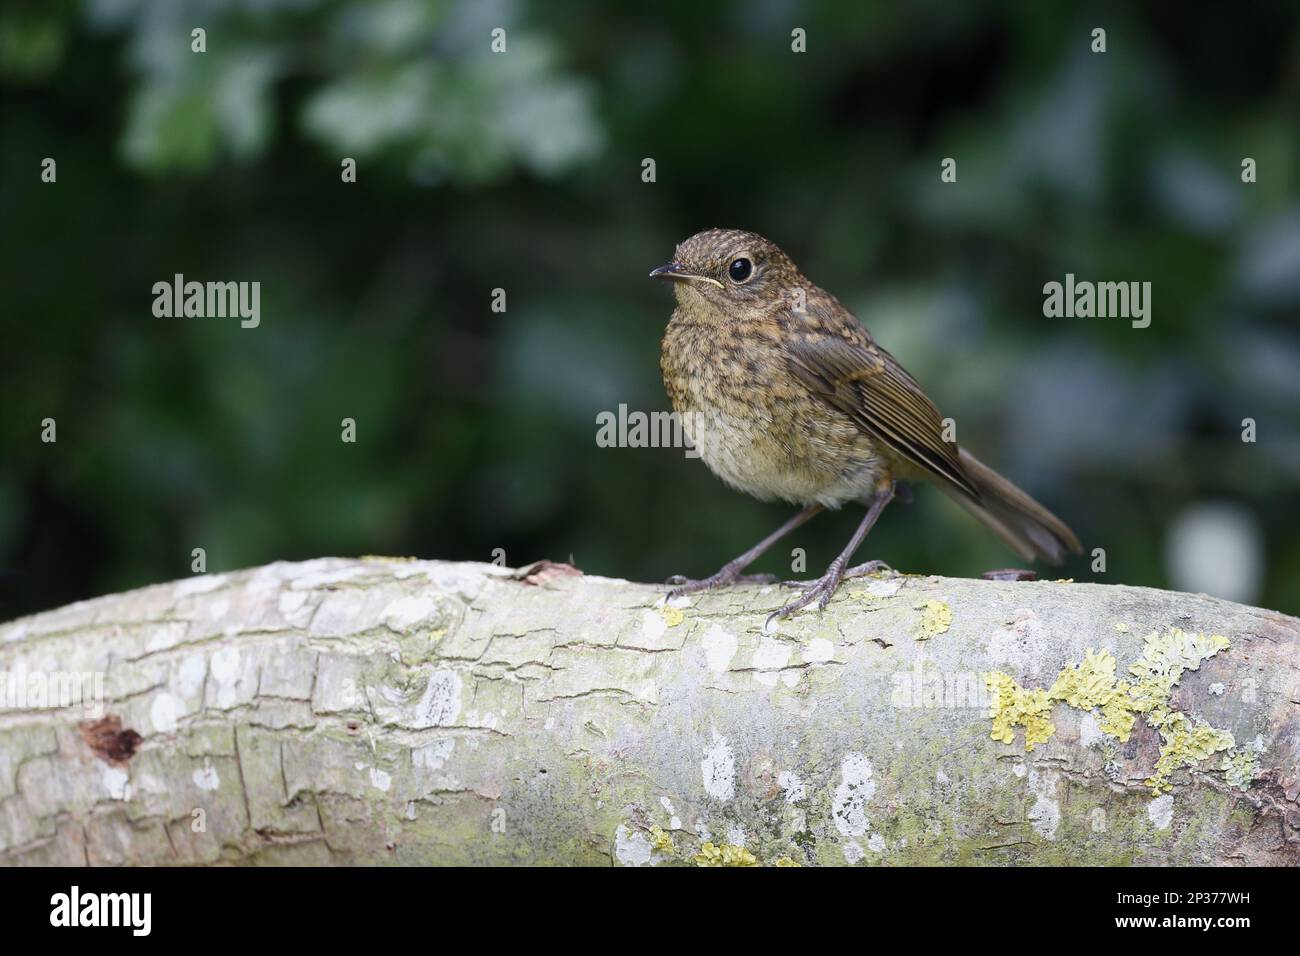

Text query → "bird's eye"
[728,257,753,283]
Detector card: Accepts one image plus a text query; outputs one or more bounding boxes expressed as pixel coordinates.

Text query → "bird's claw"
[779,559,892,589]
[844,559,894,579]
[666,570,777,600]
[768,559,893,626]
[767,571,842,625]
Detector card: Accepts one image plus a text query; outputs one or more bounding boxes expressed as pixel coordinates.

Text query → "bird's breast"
[660,312,886,507]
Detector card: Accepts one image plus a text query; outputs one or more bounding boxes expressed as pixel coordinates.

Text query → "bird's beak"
[649,263,723,288]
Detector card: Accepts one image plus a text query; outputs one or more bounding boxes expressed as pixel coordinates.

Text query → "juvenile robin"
[653,228,1081,620]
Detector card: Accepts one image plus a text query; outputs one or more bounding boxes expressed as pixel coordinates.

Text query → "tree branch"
[0,557,1295,865]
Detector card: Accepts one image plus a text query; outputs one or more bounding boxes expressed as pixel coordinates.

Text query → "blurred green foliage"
[2,0,1298,618]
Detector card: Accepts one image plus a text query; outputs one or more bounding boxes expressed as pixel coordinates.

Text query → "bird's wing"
[784,326,980,501]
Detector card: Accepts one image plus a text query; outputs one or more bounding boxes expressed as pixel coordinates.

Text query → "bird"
[652,227,1081,621]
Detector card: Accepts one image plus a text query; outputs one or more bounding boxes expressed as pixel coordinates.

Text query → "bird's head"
[650,228,796,308]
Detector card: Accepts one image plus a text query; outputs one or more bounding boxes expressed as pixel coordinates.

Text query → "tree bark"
[0,557,1296,866]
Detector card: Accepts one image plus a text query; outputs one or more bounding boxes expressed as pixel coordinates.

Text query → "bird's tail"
[942,449,1082,565]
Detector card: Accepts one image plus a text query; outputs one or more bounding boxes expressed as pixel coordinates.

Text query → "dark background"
[2,0,1298,620]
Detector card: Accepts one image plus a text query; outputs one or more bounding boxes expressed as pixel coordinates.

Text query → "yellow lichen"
[658,604,685,627]
[692,842,759,867]
[984,672,1056,749]
[1096,691,1139,742]
[1220,747,1259,791]
[1048,648,1139,742]
[915,599,952,640]
[1050,648,1120,709]
[772,856,801,867]
[1127,628,1229,717]
[648,825,675,853]
[1146,713,1234,795]
[986,629,1241,795]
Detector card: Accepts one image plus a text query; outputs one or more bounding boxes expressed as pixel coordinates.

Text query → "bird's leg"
[768,484,895,623]
[667,504,823,598]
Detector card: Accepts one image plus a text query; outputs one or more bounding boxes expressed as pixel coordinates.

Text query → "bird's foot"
[769,559,892,625]
[666,567,777,600]
[769,566,848,624]
[779,559,892,588]
[844,559,894,580]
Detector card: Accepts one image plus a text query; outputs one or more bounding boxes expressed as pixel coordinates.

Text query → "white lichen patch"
[659,796,681,829]
[1147,794,1174,830]
[1078,711,1104,748]
[369,767,392,791]
[867,832,887,853]
[192,760,220,791]
[150,692,182,734]
[842,840,864,864]
[701,731,736,801]
[832,752,876,837]
[102,765,131,801]
[622,607,684,651]
[778,770,806,804]
[415,670,463,727]
[752,636,791,687]
[805,637,835,663]
[640,608,668,643]
[209,647,242,709]
[701,625,738,673]
[614,824,654,867]
[177,652,207,696]
[867,579,901,599]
